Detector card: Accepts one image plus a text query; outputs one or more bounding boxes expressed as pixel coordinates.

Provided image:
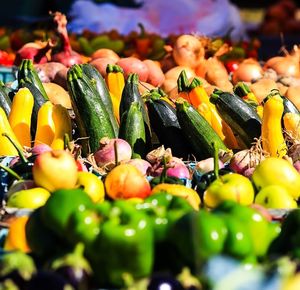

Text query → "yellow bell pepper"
[283,112,300,140]
[261,91,287,158]
[151,183,201,211]
[105,64,125,123]
[0,107,22,156]
[8,87,34,148]
[51,104,72,150]
[34,101,55,147]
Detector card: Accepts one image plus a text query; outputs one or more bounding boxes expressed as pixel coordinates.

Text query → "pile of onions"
[172,34,205,69]
[232,58,263,84]
[50,11,83,67]
[93,137,132,168]
[263,49,300,78]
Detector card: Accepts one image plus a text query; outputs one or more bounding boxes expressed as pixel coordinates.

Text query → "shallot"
[51,12,83,67]
[94,137,132,168]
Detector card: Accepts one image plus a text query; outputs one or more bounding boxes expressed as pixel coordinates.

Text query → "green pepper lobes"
[90,199,154,288]
[136,192,194,242]
[136,192,194,273]
[168,209,228,274]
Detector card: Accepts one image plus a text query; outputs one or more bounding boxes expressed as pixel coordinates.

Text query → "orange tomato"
[104,164,151,199]
[4,215,31,253]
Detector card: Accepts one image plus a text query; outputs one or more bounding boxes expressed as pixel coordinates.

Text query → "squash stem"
[2,133,28,164]
[0,163,22,181]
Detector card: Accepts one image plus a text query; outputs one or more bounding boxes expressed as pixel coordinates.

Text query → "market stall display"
[1,8,300,290]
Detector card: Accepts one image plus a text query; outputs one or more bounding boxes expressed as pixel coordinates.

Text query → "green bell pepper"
[168,209,228,274]
[136,192,194,272]
[89,199,154,288]
[136,192,194,243]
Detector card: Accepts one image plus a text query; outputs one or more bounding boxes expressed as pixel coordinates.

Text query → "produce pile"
[1,10,300,290]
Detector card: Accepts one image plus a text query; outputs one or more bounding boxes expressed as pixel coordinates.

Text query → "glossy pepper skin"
[136,192,194,272]
[168,209,227,274]
[89,199,154,289]
[136,192,193,243]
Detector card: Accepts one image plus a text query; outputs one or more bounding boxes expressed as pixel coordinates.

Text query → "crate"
[0,66,17,84]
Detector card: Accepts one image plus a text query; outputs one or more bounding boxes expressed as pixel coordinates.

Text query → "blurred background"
[0,0,299,60]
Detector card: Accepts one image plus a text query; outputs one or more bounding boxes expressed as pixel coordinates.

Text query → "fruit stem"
[114,140,119,166]
[0,163,22,181]
[212,141,219,180]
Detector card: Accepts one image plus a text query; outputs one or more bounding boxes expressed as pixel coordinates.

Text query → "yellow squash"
[51,104,72,150]
[105,64,125,123]
[34,101,55,147]
[261,92,287,158]
[8,87,34,147]
[283,112,300,140]
[0,107,23,156]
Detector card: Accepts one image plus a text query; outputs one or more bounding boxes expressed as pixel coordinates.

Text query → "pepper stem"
[159,156,168,183]
[2,133,28,164]
[0,163,22,181]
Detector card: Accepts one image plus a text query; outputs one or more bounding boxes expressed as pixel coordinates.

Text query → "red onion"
[7,179,36,198]
[13,40,54,66]
[151,156,190,179]
[124,158,152,176]
[166,162,190,179]
[50,12,83,67]
[94,137,132,167]
[31,143,52,156]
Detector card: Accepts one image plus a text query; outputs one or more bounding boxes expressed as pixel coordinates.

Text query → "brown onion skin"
[232,59,263,84]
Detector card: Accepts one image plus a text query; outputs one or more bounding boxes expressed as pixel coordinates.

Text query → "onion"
[172,34,205,69]
[91,48,120,62]
[196,157,224,174]
[151,156,190,179]
[7,180,36,199]
[50,12,83,67]
[229,149,262,175]
[232,58,263,84]
[14,40,54,66]
[124,158,152,176]
[31,144,52,156]
[264,54,300,78]
[166,162,190,179]
[93,137,132,168]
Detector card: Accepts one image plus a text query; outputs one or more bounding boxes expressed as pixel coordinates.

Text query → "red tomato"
[225,60,240,73]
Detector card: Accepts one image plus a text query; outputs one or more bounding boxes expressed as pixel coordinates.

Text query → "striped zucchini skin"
[119,101,147,159]
[0,81,11,116]
[119,73,152,151]
[176,100,228,160]
[210,90,262,148]
[80,63,119,136]
[67,64,116,155]
[146,97,192,159]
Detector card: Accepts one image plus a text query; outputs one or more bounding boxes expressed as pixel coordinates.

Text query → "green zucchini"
[119,101,147,159]
[145,90,192,159]
[0,80,11,116]
[119,73,151,148]
[80,63,119,136]
[210,89,262,148]
[67,64,116,155]
[17,59,49,101]
[176,100,228,160]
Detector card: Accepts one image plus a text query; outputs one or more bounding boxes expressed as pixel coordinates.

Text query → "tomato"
[225,60,240,73]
